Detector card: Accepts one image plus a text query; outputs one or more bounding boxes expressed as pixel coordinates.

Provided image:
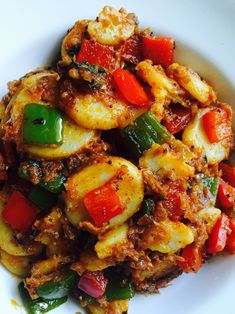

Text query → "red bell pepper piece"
[83,182,124,227]
[160,180,185,221]
[226,218,235,253]
[113,68,149,107]
[2,191,39,231]
[207,213,230,254]
[163,104,192,134]
[76,39,115,70]
[177,244,202,273]
[216,179,235,210]
[121,34,143,65]
[78,271,108,298]
[219,162,235,188]
[143,36,174,68]
[202,108,231,143]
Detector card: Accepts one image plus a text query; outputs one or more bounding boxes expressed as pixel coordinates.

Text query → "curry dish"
[0,6,235,314]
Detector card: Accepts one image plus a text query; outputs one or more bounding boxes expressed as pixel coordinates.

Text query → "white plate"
[0,0,235,313]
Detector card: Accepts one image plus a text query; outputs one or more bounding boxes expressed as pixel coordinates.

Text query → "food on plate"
[0,6,234,314]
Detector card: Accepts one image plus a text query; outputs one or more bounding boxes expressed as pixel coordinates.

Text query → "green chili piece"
[19,282,67,314]
[28,186,58,210]
[105,270,135,301]
[141,198,155,216]
[37,271,78,300]
[18,160,66,194]
[23,103,64,145]
[121,112,171,157]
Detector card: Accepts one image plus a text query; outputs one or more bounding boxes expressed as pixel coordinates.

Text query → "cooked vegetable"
[177,245,202,273]
[78,271,108,298]
[37,271,77,299]
[2,191,38,231]
[139,198,155,216]
[76,39,115,70]
[216,179,235,210]
[87,6,136,45]
[95,224,129,259]
[202,108,231,143]
[143,220,194,253]
[65,156,144,228]
[220,162,235,188]
[121,34,142,65]
[19,282,67,314]
[163,104,191,134]
[143,36,174,68]
[113,68,149,107]
[105,269,135,301]
[166,63,216,106]
[182,108,231,164]
[121,111,171,157]
[198,207,221,233]
[18,160,66,194]
[84,182,124,227]
[0,249,32,277]
[28,186,58,211]
[207,213,229,254]
[23,103,64,145]
[140,141,195,178]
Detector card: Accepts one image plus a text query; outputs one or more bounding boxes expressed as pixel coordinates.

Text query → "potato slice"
[65,92,146,130]
[87,6,136,45]
[182,108,230,164]
[0,249,32,277]
[95,224,128,259]
[2,70,97,159]
[24,118,97,159]
[0,191,41,256]
[75,251,114,273]
[65,156,144,229]
[167,63,216,106]
[88,300,128,314]
[143,220,194,253]
[139,141,195,178]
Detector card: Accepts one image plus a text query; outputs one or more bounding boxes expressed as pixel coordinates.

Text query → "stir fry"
[0,6,234,314]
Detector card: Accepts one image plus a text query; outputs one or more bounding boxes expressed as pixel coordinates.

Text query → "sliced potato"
[87,6,136,45]
[167,63,216,106]
[136,60,189,107]
[0,249,32,277]
[65,92,146,130]
[143,220,194,253]
[95,223,128,259]
[75,251,114,273]
[198,207,221,233]
[139,141,195,178]
[24,118,97,159]
[65,156,144,229]
[2,70,98,159]
[182,108,230,164]
[0,191,41,256]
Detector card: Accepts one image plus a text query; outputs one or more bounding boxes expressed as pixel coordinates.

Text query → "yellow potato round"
[2,70,98,159]
[65,92,146,130]
[65,156,144,229]
[0,249,32,277]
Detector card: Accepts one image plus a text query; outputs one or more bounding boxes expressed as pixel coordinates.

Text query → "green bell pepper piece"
[18,282,67,314]
[18,160,66,194]
[121,112,171,157]
[37,271,78,299]
[23,103,64,145]
[28,186,58,210]
[203,177,219,205]
[105,270,135,301]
